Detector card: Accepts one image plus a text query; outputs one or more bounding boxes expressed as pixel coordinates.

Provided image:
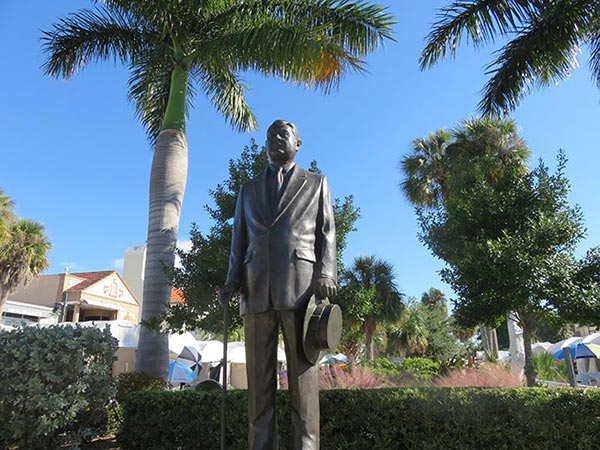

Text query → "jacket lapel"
[273,167,307,224]
[252,169,270,225]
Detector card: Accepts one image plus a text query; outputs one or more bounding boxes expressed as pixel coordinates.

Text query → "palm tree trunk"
[135,128,188,378]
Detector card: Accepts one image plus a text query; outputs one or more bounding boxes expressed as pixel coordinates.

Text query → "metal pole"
[564,347,577,387]
[221,304,228,450]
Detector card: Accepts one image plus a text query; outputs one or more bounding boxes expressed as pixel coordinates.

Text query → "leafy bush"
[119,388,600,449]
[0,325,118,449]
[115,371,170,404]
[367,357,402,377]
[533,352,568,382]
[398,357,441,380]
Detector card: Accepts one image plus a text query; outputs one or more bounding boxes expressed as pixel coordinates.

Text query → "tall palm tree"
[420,0,600,115]
[42,0,394,378]
[0,220,51,318]
[339,255,404,360]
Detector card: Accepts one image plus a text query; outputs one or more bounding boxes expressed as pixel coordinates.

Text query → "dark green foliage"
[119,388,600,450]
[0,325,118,449]
[162,140,360,334]
[115,371,170,404]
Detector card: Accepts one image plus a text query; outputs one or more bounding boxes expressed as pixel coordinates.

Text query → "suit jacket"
[226,165,336,316]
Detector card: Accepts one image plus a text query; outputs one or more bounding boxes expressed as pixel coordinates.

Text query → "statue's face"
[266,124,301,164]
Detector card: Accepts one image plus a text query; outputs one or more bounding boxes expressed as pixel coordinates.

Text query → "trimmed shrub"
[0,325,118,449]
[119,387,600,450]
[115,371,170,404]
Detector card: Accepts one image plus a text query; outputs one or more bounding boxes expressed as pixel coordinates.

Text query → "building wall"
[8,274,65,307]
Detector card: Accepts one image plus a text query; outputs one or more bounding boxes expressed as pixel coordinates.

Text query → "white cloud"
[113,258,124,271]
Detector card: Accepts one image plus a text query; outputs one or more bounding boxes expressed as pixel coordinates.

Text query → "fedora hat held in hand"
[302,295,343,365]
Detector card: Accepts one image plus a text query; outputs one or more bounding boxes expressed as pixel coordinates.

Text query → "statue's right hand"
[219,283,237,307]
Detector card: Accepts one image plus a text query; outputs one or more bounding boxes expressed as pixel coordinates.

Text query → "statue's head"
[266,119,302,164]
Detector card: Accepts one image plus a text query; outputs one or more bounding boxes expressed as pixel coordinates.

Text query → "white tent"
[198,340,224,363]
[168,331,201,356]
[531,342,552,355]
[545,336,583,356]
[226,341,286,364]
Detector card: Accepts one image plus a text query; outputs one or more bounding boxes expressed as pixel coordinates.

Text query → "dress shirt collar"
[268,160,296,174]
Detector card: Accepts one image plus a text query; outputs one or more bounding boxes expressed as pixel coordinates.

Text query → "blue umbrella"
[553,343,600,360]
[169,360,198,383]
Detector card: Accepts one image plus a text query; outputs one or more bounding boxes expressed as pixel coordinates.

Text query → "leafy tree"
[0,193,51,319]
[42,0,394,378]
[400,117,530,356]
[419,150,599,386]
[336,255,404,360]
[420,0,600,115]
[160,140,360,335]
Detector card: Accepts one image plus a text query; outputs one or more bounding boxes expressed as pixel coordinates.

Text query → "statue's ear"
[296,139,302,149]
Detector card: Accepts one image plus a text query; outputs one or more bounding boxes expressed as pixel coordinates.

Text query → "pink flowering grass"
[279,362,385,390]
[433,362,524,388]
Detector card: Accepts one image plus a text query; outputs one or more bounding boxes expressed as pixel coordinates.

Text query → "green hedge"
[119,387,600,450]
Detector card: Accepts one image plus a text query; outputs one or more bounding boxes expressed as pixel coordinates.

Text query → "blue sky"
[2,1,600,303]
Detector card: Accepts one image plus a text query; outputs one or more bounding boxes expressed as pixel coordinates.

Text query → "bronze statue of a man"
[220,119,337,450]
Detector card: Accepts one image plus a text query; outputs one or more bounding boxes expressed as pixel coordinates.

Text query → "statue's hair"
[267,119,300,139]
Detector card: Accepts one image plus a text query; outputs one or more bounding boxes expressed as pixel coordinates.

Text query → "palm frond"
[588,24,600,89]
[127,51,174,144]
[41,6,150,78]
[191,64,257,132]
[478,0,592,115]
[192,0,394,93]
[420,0,537,70]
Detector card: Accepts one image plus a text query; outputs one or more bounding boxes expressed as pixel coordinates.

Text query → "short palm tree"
[42,0,394,377]
[420,0,600,115]
[400,117,529,209]
[386,301,429,358]
[0,190,15,246]
[400,129,451,208]
[339,255,404,360]
[0,220,51,318]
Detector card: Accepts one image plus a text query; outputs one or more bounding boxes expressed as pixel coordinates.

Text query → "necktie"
[271,166,284,212]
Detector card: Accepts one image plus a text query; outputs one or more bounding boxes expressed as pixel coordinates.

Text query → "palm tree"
[400,117,529,209]
[420,0,600,115]
[0,190,15,246]
[42,0,394,378]
[0,220,51,318]
[421,287,447,316]
[400,129,451,208]
[386,300,429,358]
[338,255,404,360]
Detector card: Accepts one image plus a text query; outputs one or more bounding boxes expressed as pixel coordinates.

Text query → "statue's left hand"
[315,277,336,300]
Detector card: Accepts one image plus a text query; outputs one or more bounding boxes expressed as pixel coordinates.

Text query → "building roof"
[171,288,186,304]
[67,271,116,292]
